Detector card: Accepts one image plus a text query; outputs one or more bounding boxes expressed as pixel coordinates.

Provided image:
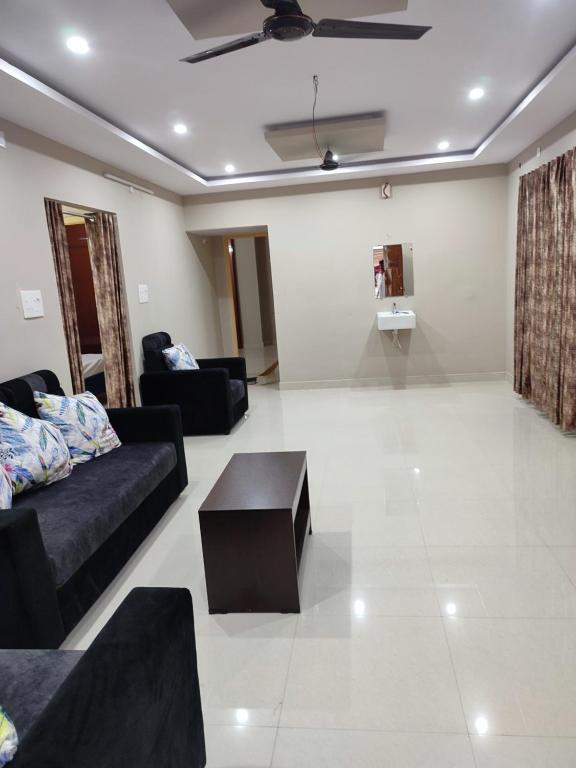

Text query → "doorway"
[62,210,106,402]
[228,234,278,383]
[207,231,278,383]
[45,200,135,407]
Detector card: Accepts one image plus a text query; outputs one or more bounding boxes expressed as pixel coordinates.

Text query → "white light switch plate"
[138,284,149,303]
[21,290,44,319]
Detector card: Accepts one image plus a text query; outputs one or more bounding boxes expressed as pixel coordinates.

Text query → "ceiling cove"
[1,38,576,190]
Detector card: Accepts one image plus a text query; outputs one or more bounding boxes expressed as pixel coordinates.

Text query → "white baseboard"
[279,371,507,390]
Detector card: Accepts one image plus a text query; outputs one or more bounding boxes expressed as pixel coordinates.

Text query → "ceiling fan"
[181,0,431,64]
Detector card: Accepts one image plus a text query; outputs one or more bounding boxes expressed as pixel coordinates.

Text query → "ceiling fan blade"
[313,19,431,40]
[260,0,303,11]
[181,32,269,64]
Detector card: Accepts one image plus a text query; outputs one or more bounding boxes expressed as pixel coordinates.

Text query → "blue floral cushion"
[34,391,121,465]
[162,343,199,371]
[0,467,11,510]
[0,402,73,495]
[0,707,17,767]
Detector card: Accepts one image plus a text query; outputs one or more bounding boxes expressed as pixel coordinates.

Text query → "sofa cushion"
[163,343,199,371]
[13,442,177,587]
[34,390,121,465]
[229,379,246,405]
[0,466,11,510]
[0,650,82,738]
[0,401,73,496]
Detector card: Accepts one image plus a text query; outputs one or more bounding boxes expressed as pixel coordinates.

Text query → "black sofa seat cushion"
[229,379,246,405]
[13,443,177,588]
[0,650,82,738]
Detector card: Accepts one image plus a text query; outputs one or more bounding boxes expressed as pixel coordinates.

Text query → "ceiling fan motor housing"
[263,14,315,41]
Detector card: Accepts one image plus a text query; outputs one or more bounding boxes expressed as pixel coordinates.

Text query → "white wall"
[505,111,576,378]
[234,237,263,350]
[0,120,222,393]
[185,168,509,385]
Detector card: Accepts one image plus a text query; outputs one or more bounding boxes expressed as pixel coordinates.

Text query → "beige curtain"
[514,148,576,431]
[85,212,135,408]
[44,199,85,393]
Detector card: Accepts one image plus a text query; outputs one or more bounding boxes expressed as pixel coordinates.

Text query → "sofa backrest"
[0,370,65,418]
[142,332,172,372]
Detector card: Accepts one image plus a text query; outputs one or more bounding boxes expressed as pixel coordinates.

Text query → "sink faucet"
[392,302,398,315]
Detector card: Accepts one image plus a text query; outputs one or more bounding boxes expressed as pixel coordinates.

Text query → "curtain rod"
[103,173,155,195]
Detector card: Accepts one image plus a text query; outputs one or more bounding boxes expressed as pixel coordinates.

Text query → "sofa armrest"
[15,588,206,768]
[107,405,187,492]
[197,357,247,382]
[0,509,64,649]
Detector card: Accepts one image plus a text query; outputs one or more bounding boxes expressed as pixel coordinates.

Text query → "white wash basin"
[377,310,416,331]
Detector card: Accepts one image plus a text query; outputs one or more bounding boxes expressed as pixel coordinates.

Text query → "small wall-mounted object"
[377,309,416,331]
[0,131,6,149]
[138,284,150,303]
[20,290,45,319]
[381,182,391,199]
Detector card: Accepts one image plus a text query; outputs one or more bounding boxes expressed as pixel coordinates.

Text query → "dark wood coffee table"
[199,451,311,613]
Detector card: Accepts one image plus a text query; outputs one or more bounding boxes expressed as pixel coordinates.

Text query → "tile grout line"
[423,532,479,768]
[268,610,300,768]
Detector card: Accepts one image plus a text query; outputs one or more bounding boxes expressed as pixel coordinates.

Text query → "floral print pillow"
[0,466,11,510]
[34,391,121,465]
[0,707,18,767]
[162,343,199,371]
[0,402,72,496]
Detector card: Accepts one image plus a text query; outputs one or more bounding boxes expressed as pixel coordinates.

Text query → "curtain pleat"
[44,199,85,393]
[514,148,576,431]
[85,213,135,408]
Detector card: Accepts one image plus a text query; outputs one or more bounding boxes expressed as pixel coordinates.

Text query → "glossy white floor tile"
[204,725,276,768]
[299,540,439,617]
[430,546,576,618]
[551,547,576,585]
[195,614,297,727]
[64,381,576,764]
[280,615,466,732]
[445,617,576,736]
[471,735,576,767]
[272,728,476,767]
[418,497,543,546]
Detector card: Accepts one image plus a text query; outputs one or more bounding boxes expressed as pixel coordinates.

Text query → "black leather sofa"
[140,332,249,435]
[0,588,206,768]
[0,370,188,649]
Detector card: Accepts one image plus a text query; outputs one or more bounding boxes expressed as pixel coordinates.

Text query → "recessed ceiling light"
[173,123,188,135]
[474,716,489,735]
[235,709,249,725]
[437,140,450,151]
[469,87,485,101]
[225,164,235,174]
[66,36,90,55]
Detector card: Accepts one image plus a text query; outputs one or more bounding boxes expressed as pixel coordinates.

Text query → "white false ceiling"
[0,0,575,195]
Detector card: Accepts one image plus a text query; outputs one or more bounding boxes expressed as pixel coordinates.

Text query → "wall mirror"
[373,243,414,298]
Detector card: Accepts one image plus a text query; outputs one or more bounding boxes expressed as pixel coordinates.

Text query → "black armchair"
[140,332,249,435]
[0,587,206,768]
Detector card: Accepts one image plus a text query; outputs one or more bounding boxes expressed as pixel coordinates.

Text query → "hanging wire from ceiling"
[312,74,325,161]
[312,74,339,171]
